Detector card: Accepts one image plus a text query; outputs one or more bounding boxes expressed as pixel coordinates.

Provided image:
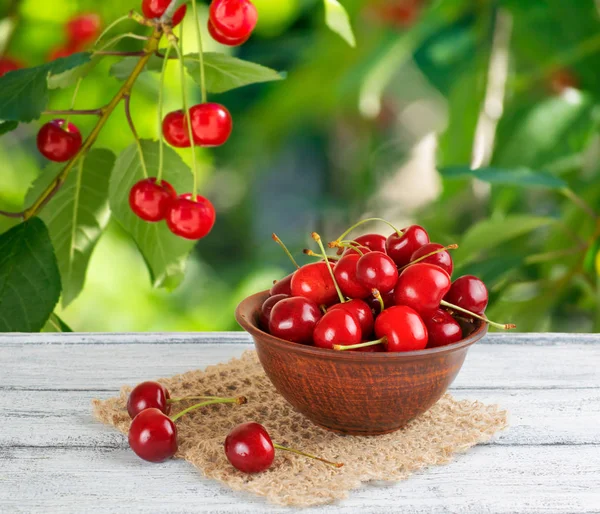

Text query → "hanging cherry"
[37,119,82,162]
[166,194,216,240]
[209,0,258,40]
[142,0,187,27]
[66,13,102,44]
[190,103,233,147]
[129,178,177,222]
[208,20,251,46]
[162,110,191,148]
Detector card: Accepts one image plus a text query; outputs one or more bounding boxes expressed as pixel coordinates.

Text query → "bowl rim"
[235,290,488,362]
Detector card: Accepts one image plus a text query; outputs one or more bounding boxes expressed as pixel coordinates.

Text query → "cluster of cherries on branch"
[126,380,343,472]
[262,219,515,353]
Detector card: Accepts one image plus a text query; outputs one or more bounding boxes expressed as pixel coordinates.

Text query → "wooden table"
[1,333,599,513]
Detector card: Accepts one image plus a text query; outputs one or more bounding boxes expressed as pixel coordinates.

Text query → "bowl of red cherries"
[236,218,515,435]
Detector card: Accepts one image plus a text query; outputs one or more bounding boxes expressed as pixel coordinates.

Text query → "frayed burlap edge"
[93,350,508,507]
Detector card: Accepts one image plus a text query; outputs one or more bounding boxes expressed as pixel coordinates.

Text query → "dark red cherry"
[259,294,288,329]
[0,56,24,76]
[365,289,395,316]
[313,309,361,350]
[66,13,102,44]
[341,245,372,257]
[142,0,187,26]
[129,178,176,222]
[424,309,462,348]
[334,254,370,299]
[127,381,171,419]
[162,110,191,148]
[444,275,488,315]
[128,408,178,462]
[224,422,274,473]
[209,0,258,40]
[329,299,374,336]
[207,19,250,46]
[268,296,322,344]
[385,225,429,267]
[375,305,428,352]
[291,262,338,306]
[190,103,233,147]
[37,119,82,162]
[356,251,398,293]
[394,263,451,317]
[270,273,294,296]
[410,242,453,276]
[340,233,387,255]
[165,193,216,240]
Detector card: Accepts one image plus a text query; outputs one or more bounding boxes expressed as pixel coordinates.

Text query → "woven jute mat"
[93,350,507,507]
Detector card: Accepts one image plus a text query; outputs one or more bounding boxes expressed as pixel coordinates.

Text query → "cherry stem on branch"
[95,33,150,54]
[170,396,247,422]
[330,218,403,247]
[93,14,133,48]
[124,92,148,178]
[440,300,516,330]
[190,0,208,104]
[398,244,458,271]
[334,337,386,351]
[312,232,346,304]
[272,233,300,269]
[273,443,344,468]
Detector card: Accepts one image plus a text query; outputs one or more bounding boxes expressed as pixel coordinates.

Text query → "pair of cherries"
[129,178,216,240]
[162,103,233,148]
[49,13,102,61]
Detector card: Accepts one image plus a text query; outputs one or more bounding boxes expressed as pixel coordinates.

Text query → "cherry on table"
[208,20,251,46]
[259,294,288,330]
[410,242,453,276]
[166,194,216,240]
[385,225,429,267]
[424,309,462,348]
[129,178,176,222]
[142,0,187,26]
[225,422,274,473]
[66,13,102,44]
[291,261,339,306]
[356,251,398,294]
[270,272,294,296]
[394,262,451,317]
[128,408,178,462]
[313,308,361,350]
[268,296,322,344]
[209,0,258,40]
[0,56,24,77]
[443,275,488,315]
[37,119,82,162]
[162,110,191,148]
[127,381,171,419]
[329,298,374,336]
[334,253,370,299]
[190,103,233,147]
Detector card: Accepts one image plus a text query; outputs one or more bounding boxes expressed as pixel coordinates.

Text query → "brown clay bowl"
[236,291,488,436]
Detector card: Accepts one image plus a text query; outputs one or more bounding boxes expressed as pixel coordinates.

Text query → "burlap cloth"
[93,350,507,507]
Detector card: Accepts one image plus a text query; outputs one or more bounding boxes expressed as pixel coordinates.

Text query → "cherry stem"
[440,300,516,330]
[124,92,148,178]
[273,443,343,468]
[157,43,172,184]
[170,396,247,422]
[372,289,384,311]
[303,249,339,261]
[398,244,459,272]
[312,232,346,304]
[93,14,132,48]
[167,395,223,403]
[190,0,208,104]
[331,218,403,247]
[95,33,150,54]
[334,337,386,351]
[42,109,103,116]
[272,233,300,269]
[335,241,365,256]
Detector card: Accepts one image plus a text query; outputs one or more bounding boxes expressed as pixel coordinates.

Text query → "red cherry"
[365,289,395,316]
[128,408,178,462]
[375,305,428,352]
[259,293,288,329]
[129,178,176,222]
[165,194,216,240]
[410,243,453,276]
[329,299,374,336]
[207,19,250,46]
[444,275,489,315]
[270,273,294,296]
[339,233,387,255]
[424,309,462,348]
[356,251,398,294]
[127,381,171,419]
[0,56,24,77]
[341,245,372,257]
[385,225,429,267]
[142,0,187,26]
[162,110,191,148]
[190,103,233,147]
[313,309,361,350]
[268,296,322,344]
[209,0,258,40]
[334,254,370,299]
[37,119,82,162]
[66,13,102,44]
[394,263,451,317]
[224,422,274,473]
[291,262,338,306]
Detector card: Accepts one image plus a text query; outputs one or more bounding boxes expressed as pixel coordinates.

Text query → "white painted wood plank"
[1,445,599,513]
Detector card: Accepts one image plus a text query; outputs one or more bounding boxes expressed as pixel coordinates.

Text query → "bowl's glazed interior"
[236,291,487,435]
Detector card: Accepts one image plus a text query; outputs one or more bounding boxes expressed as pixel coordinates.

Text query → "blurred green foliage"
[1,0,600,332]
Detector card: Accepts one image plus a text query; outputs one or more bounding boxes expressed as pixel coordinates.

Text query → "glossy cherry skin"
[269,296,322,344]
[142,0,187,26]
[394,263,451,317]
[129,178,176,222]
[385,225,429,268]
[127,381,171,419]
[208,20,250,46]
[66,13,102,44]
[259,294,288,329]
[424,309,463,349]
[291,262,338,306]
[356,251,399,294]
[410,242,453,276]
[128,408,178,462]
[224,422,274,473]
[329,299,374,336]
[313,309,361,350]
[341,245,372,257]
[270,273,294,296]
[190,103,233,147]
[444,275,488,315]
[365,289,395,317]
[209,0,258,40]
[375,305,428,352]
[0,56,24,77]
[37,119,82,162]
[334,254,370,299]
[162,110,191,148]
[165,194,216,240]
[340,233,387,256]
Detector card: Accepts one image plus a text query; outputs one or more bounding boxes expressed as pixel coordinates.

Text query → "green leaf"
[440,166,568,189]
[0,53,92,122]
[324,0,356,47]
[109,140,195,289]
[47,54,101,90]
[0,218,61,332]
[0,120,18,136]
[42,312,73,332]
[26,149,116,307]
